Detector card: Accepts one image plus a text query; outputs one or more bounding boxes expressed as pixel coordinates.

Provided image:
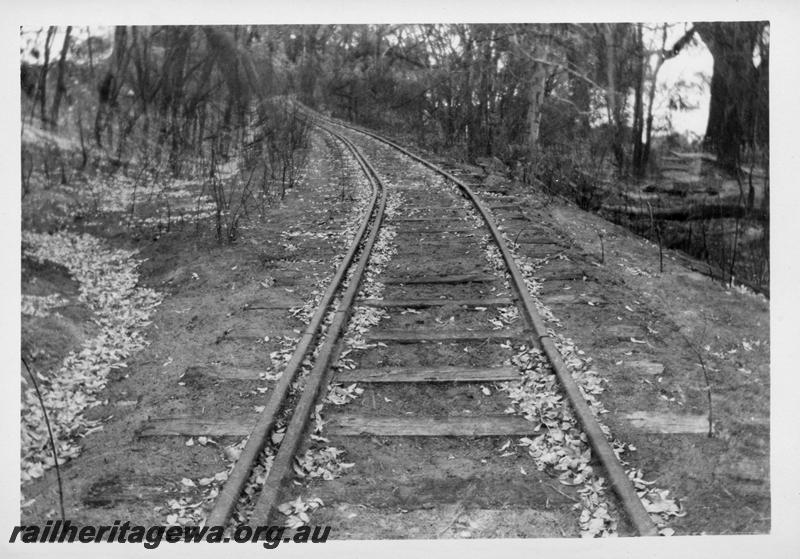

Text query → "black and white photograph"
[5,1,798,557]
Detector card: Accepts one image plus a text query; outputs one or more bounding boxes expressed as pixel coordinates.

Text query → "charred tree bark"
[95,26,131,148]
[527,53,548,157]
[603,23,625,173]
[476,25,496,157]
[631,25,646,176]
[36,27,56,126]
[158,26,193,172]
[202,26,262,123]
[566,41,591,136]
[49,26,72,129]
[695,21,768,172]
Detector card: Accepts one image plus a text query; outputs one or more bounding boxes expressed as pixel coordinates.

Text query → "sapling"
[679,329,714,438]
[597,229,606,264]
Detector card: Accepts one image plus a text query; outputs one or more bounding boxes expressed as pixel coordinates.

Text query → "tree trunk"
[37,27,56,126]
[158,26,193,169]
[631,25,646,176]
[476,26,494,157]
[643,55,666,168]
[460,26,476,158]
[49,26,72,129]
[695,21,767,172]
[519,26,550,159]
[95,26,131,148]
[603,23,625,172]
[566,43,590,136]
[527,55,547,156]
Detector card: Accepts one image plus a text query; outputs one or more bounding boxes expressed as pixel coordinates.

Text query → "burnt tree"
[695,21,768,172]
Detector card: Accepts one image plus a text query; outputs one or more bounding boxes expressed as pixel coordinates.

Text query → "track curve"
[321,115,657,536]
[212,108,659,537]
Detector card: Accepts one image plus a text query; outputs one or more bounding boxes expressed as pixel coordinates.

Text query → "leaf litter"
[21,293,70,318]
[481,213,685,536]
[212,131,374,528]
[20,231,162,484]
[277,188,404,528]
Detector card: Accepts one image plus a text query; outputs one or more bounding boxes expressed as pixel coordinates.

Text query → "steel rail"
[206,123,384,527]
[321,116,659,537]
[245,125,388,523]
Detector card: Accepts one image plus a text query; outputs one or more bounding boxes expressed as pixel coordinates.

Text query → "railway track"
[190,112,662,537]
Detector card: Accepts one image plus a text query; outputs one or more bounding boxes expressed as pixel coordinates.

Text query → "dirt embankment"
[20,129,368,525]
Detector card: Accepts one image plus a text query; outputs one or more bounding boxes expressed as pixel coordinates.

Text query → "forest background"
[16,19,771,291]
